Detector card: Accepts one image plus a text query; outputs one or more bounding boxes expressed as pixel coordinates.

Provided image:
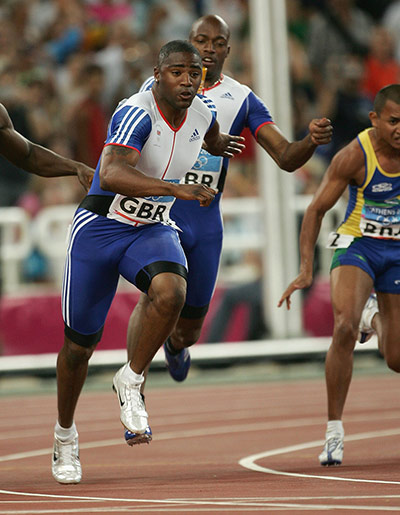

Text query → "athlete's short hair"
[189,15,231,42]
[158,40,201,67]
[374,84,400,115]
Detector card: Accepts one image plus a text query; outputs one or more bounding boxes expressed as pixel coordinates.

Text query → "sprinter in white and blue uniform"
[51,40,245,484]
[127,15,333,393]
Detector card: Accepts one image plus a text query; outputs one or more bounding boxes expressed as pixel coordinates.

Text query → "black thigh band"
[64,324,104,348]
[135,261,187,293]
[79,195,113,217]
[180,303,209,319]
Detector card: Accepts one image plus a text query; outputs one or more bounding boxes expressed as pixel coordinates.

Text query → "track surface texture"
[0,362,399,513]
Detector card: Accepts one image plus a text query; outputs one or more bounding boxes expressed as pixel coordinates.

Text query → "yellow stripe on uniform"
[338,129,376,237]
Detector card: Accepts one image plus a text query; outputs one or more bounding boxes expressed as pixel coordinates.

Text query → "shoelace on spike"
[326,436,342,452]
[123,384,147,415]
[57,439,79,466]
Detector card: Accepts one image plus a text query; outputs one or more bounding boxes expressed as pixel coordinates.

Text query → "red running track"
[0,373,400,513]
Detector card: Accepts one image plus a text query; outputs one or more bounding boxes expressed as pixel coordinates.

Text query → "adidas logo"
[189,128,200,142]
[221,92,234,100]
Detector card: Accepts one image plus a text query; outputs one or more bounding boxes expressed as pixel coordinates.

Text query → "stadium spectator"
[382,0,400,63]
[362,26,400,101]
[68,63,109,168]
[318,55,373,160]
[306,0,373,95]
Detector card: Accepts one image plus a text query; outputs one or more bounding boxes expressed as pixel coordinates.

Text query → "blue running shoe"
[164,341,191,382]
[125,425,152,446]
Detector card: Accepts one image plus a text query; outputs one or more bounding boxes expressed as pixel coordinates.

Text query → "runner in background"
[279,84,400,466]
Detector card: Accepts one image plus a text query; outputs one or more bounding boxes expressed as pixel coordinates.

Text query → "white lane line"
[0,421,327,463]
[239,427,400,484]
[1,495,400,513]
[2,493,400,512]
[1,423,400,510]
[4,494,400,503]
[2,410,400,444]
[2,420,400,466]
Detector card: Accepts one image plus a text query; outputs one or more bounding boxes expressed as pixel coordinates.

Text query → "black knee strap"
[180,303,209,319]
[135,261,187,293]
[64,324,104,348]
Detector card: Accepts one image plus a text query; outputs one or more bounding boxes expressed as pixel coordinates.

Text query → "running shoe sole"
[125,426,152,446]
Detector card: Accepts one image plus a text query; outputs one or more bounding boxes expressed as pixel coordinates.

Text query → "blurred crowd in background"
[1,0,400,288]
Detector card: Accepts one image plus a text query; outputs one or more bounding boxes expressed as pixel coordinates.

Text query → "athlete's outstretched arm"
[278,140,363,309]
[257,118,333,172]
[0,104,94,191]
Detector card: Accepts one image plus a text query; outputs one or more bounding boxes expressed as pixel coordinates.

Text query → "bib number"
[360,219,400,239]
[107,194,174,227]
[326,232,354,249]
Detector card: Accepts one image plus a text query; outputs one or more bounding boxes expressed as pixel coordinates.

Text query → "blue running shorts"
[171,195,223,317]
[62,209,187,339]
[330,236,400,293]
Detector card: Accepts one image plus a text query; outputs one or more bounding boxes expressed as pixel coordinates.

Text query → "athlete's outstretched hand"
[278,270,313,310]
[76,163,95,192]
[308,118,333,146]
[174,183,218,207]
[203,119,245,158]
[205,132,246,158]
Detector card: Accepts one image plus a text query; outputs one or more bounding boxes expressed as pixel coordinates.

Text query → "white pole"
[249,0,302,337]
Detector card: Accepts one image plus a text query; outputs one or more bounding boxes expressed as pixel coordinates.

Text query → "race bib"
[360,219,400,239]
[326,232,354,249]
[107,181,180,228]
[181,149,222,189]
[360,199,400,239]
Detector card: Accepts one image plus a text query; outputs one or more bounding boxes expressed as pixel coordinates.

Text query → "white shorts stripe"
[62,210,98,327]
[61,209,94,312]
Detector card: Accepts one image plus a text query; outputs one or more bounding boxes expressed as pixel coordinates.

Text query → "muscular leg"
[56,337,96,428]
[112,272,185,440]
[127,295,150,391]
[52,335,92,484]
[128,297,205,357]
[169,314,206,350]
[326,266,373,420]
[129,272,186,374]
[127,292,205,388]
[375,292,400,372]
[127,295,147,361]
